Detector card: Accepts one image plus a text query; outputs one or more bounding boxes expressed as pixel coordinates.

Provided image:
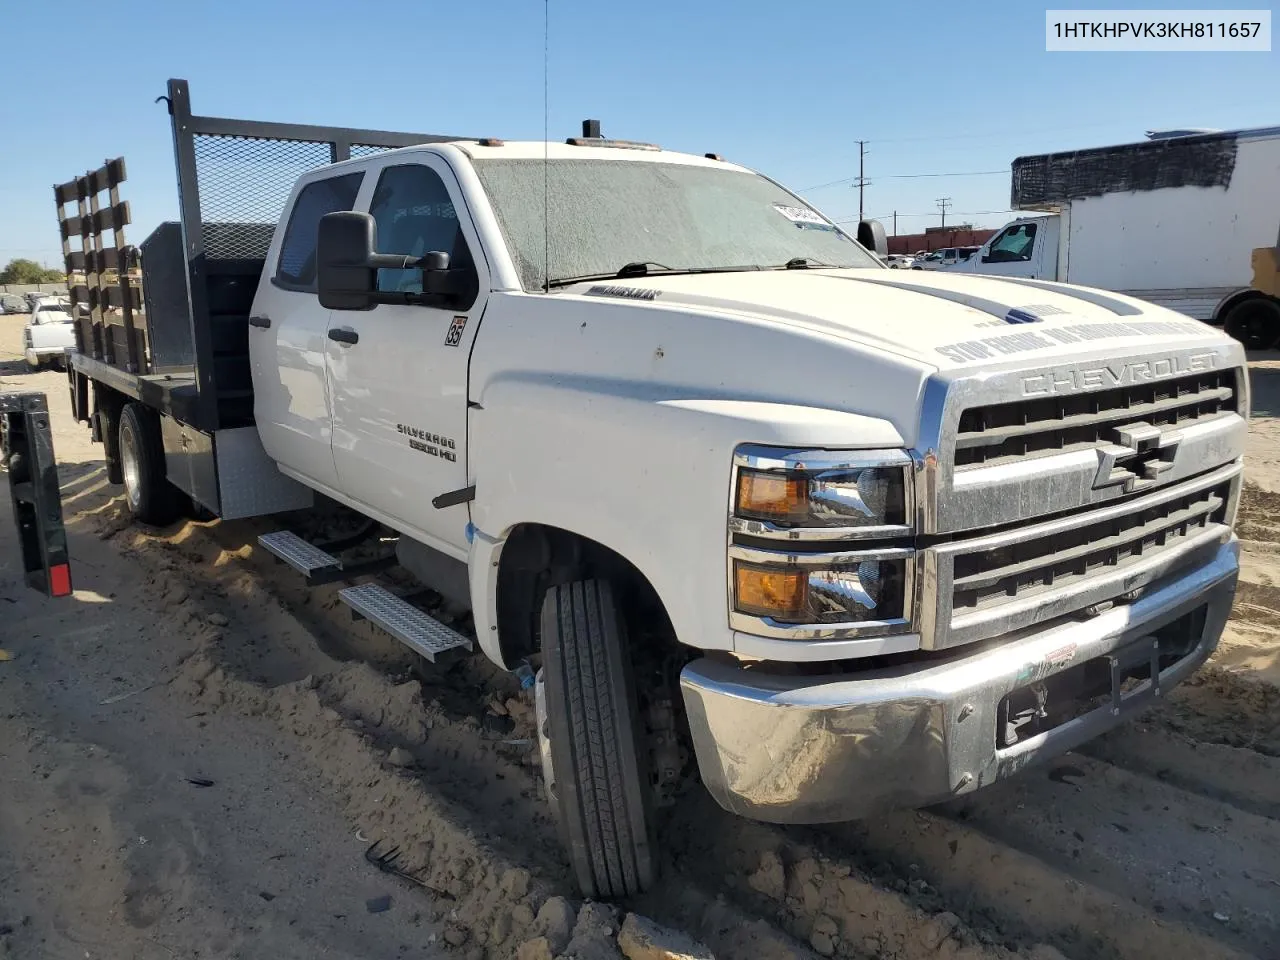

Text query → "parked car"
[0,293,31,314]
[912,246,979,270]
[24,299,76,369]
[885,254,914,269]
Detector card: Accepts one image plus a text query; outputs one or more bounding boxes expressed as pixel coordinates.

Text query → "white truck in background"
[24,297,76,369]
[18,80,1249,902]
[946,125,1280,348]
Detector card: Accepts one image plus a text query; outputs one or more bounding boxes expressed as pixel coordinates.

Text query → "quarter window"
[275,172,364,290]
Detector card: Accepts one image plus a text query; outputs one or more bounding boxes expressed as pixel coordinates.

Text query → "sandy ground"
[1,316,1278,960]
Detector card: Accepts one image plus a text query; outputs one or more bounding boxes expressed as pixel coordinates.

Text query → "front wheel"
[539,579,657,899]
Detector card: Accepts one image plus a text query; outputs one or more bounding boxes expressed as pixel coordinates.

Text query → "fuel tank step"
[257,530,343,579]
[338,583,473,661]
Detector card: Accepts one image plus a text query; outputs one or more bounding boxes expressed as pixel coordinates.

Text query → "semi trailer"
[947,125,1280,347]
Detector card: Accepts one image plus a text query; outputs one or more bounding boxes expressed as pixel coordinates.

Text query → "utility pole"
[852,140,870,222]
[936,197,952,229]
[892,210,897,236]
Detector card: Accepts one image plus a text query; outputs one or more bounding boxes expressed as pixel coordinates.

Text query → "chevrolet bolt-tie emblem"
[1093,422,1182,492]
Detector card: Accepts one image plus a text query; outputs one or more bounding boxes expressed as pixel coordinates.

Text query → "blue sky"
[0,0,1275,267]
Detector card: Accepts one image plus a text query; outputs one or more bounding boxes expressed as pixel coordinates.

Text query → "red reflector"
[49,563,72,597]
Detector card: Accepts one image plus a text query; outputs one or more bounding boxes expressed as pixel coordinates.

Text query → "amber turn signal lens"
[736,471,807,521]
[734,562,806,619]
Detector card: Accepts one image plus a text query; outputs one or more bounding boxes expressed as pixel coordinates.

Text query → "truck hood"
[565,269,1221,371]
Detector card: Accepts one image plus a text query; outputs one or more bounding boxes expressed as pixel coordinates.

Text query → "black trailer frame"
[55,79,469,518]
[62,78,468,436]
[1,393,72,598]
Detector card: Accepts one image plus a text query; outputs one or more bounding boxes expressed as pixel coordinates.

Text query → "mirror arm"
[367,253,424,270]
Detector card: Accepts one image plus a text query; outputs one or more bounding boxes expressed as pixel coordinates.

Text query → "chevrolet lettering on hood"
[1021,351,1220,397]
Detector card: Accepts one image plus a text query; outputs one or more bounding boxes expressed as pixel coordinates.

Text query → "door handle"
[248,315,271,328]
[327,327,359,345]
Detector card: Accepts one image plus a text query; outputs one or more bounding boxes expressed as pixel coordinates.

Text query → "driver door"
[325,155,487,557]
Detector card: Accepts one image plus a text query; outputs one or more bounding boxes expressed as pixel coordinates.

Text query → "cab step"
[257,530,343,580]
[338,583,472,661]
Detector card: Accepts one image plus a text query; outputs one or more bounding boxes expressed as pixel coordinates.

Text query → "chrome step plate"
[338,583,472,661]
[257,530,342,577]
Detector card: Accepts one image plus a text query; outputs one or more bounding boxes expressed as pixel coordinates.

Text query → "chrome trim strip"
[729,544,915,566]
[728,516,913,541]
[733,446,914,472]
[731,630,921,661]
[945,459,1239,558]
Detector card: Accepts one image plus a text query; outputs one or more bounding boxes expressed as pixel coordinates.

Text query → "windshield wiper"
[545,264,764,289]
[783,257,835,269]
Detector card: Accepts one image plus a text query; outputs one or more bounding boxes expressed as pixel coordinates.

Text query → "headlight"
[729,546,914,636]
[731,446,912,540]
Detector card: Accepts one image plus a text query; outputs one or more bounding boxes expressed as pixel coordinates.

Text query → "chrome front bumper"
[680,538,1239,824]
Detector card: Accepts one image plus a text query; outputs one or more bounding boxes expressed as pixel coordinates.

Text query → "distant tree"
[0,258,65,284]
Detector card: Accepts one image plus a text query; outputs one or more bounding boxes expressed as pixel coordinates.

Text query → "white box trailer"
[947,126,1280,347]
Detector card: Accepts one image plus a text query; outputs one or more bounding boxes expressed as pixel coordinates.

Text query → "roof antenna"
[542,0,550,293]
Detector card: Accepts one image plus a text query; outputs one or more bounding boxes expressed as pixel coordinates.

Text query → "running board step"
[338,583,473,661]
[258,531,343,579]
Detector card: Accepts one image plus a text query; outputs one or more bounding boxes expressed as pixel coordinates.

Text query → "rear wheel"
[118,403,181,526]
[539,579,657,899]
[1223,296,1280,351]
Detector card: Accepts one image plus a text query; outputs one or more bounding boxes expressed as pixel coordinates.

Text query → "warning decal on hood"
[936,318,1206,364]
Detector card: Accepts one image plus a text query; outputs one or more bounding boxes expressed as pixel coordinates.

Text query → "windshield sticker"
[772,204,837,232]
[585,284,659,301]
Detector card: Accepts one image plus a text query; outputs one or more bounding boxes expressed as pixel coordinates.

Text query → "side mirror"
[856,219,888,258]
[318,211,378,311]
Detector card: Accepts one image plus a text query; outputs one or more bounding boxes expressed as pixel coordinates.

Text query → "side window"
[369,164,473,295]
[984,223,1038,263]
[275,172,364,290]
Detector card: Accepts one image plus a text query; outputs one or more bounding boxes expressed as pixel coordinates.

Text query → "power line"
[798,169,1006,192]
[884,169,1005,179]
[836,209,1015,223]
[851,119,1127,145]
[936,198,952,228]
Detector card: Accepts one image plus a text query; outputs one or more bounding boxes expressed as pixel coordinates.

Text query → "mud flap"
[1,392,72,597]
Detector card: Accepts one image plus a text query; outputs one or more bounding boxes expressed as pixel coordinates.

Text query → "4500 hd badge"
[397,424,457,462]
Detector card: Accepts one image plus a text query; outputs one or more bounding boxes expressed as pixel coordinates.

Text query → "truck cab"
[48,81,1248,903]
[945,214,1063,280]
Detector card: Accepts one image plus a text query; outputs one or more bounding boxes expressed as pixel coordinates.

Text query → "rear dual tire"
[540,579,657,899]
[118,403,183,526]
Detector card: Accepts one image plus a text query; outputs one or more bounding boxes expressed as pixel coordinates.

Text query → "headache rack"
[57,78,467,435]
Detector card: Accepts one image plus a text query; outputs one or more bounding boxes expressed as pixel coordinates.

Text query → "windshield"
[471,158,879,290]
[35,307,70,322]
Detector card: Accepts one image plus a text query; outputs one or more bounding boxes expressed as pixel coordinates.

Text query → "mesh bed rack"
[59,78,468,434]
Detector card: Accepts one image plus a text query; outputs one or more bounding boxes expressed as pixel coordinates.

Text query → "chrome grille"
[952,481,1229,613]
[954,369,1238,467]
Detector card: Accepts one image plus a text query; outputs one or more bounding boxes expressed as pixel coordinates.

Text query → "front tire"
[118,403,181,526]
[1223,296,1280,351]
[540,579,657,899]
